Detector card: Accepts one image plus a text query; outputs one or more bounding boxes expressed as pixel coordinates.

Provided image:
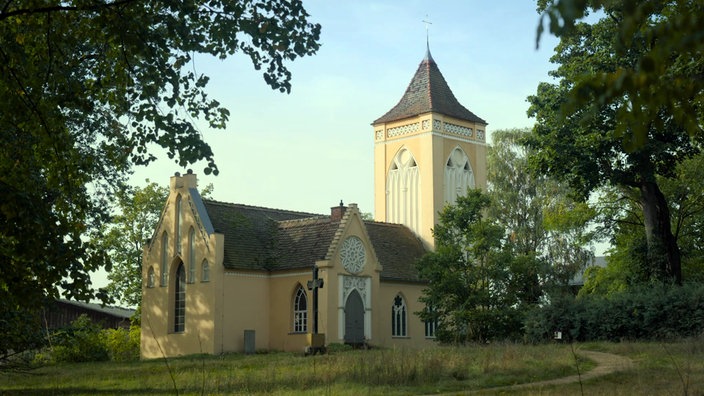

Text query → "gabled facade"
[141,172,433,357]
[141,47,486,357]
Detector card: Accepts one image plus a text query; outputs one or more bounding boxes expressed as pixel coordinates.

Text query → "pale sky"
[129,0,560,215]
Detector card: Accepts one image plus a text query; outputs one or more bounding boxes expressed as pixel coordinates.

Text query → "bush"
[103,324,140,362]
[524,283,704,342]
[43,314,141,363]
[50,314,109,363]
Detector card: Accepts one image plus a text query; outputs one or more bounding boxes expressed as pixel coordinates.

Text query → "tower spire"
[422,15,433,61]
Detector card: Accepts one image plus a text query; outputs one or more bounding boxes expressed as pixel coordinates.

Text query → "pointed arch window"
[147,267,155,288]
[424,305,437,338]
[387,148,421,235]
[174,263,186,333]
[392,294,407,337]
[201,260,210,282]
[445,147,475,205]
[188,227,196,283]
[160,232,168,287]
[175,195,182,255]
[293,286,308,333]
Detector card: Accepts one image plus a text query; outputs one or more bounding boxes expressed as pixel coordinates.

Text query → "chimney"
[170,169,198,191]
[331,200,347,221]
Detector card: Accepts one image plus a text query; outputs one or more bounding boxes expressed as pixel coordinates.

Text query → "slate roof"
[364,221,426,283]
[200,200,427,282]
[202,200,318,270]
[274,217,341,270]
[374,47,486,125]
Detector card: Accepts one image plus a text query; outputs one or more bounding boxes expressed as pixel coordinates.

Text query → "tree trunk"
[639,181,682,284]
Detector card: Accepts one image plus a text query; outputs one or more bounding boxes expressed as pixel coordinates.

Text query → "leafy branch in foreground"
[1,0,320,358]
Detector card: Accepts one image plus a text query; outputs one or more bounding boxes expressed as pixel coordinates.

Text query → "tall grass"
[2,340,702,395]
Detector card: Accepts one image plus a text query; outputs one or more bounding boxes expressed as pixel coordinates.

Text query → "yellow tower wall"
[373,114,487,249]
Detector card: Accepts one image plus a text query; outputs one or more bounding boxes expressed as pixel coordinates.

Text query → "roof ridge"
[363,219,408,228]
[278,216,333,227]
[202,199,321,217]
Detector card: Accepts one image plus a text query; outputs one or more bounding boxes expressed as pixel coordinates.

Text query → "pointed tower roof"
[373,47,486,125]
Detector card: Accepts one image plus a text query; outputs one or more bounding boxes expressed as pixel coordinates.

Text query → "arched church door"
[344,289,364,345]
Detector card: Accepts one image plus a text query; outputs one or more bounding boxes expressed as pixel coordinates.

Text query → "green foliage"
[528,2,701,284]
[42,315,140,364]
[525,283,704,343]
[103,324,141,362]
[416,190,525,343]
[488,128,595,295]
[0,1,319,356]
[50,315,110,363]
[537,0,704,145]
[584,151,704,294]
[0,306,44,362]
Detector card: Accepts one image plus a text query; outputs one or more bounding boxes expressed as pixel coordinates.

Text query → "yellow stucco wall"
[376,281,436,348]
[268,271,314,352]
[142,176,442,358]
[373,113,488,248]
[141,173,222,359]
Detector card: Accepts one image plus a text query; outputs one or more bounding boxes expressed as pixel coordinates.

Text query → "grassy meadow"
[1,340,703,395]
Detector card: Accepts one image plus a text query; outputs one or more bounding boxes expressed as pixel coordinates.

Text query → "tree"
[488,128,594,295]
[582,152,704,294]
[536,0,704,145]
[527,2,702,284]
[416,190,522,343]
[0,0,320,358]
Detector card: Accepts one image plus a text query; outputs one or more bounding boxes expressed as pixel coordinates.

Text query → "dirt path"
[471,349,634,393]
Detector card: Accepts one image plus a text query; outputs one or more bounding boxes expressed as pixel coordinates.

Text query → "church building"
[140,46,487,358]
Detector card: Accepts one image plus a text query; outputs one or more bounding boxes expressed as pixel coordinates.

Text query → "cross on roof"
[422,15,433,49]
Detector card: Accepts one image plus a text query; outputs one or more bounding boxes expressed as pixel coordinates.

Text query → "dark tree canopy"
[528,1,703,284]
[0,0,320,358]
[536,0,704,147]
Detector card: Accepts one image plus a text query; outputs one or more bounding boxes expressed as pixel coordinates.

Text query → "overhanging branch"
[0,0,139,22]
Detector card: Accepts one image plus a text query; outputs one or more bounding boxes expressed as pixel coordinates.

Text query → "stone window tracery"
[392,294,407,337]
[387,148,421,236]
[444,147,475,205]
[293,286,307,333]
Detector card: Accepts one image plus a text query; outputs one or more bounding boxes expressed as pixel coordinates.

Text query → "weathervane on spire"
[422,15,433,61]
[422,15,432,46]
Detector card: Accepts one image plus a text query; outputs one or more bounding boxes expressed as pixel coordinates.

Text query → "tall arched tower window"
[160,232,168,287]
[174,262,186,333]
[444,147,475,205]
[293,286,308,333]
[387,148,421,235]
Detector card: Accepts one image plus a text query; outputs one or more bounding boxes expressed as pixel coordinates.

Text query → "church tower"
[372,46,488,249]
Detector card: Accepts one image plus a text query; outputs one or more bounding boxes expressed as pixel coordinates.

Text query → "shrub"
[39,315,141,364]
[524,283,704,342]
[50,314,109,363]
[103,324,140,362]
